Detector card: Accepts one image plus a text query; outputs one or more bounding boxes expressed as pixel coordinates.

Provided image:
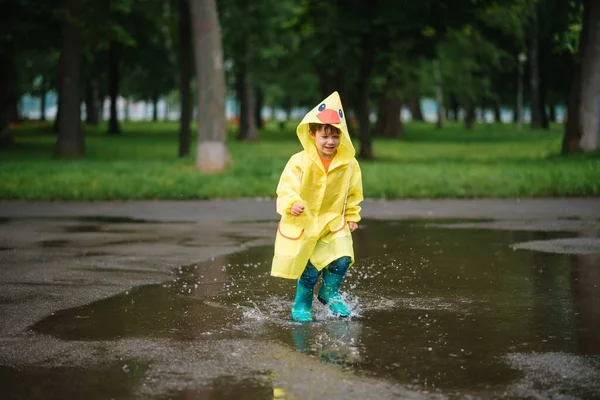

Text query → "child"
[271,91,363,323]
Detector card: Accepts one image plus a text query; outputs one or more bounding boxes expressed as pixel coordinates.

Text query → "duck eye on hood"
[318,103,326,112]
[338,109,344,119]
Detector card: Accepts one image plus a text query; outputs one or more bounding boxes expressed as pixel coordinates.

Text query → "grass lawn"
[1,120,598,200]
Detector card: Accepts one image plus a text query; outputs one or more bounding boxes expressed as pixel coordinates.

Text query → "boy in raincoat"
[271,91,363,322]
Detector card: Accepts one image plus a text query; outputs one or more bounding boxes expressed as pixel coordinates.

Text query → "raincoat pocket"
[277,214,307,240]
[327,215,347,235]
[272,214,314,279]
[320,222,350,244]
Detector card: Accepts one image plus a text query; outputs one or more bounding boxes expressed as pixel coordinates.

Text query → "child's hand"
[291,202,305,216]
[348,222,358,232]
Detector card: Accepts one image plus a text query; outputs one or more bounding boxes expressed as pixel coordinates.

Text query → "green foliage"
[1,121,598,200]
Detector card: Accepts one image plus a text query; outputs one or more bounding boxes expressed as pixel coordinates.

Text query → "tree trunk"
[0,47,15,147]
[237,65,256,141]
[580,0,600,152]
[540,81,549,128]
[55,0,84,157]
[97,92,105,122]
[284,96,292,121]
[433,59,445,129]
[152,94,159,122]
[40,77,47,121]
[107,41,121,135]
[53,102,60,133]
[548,104,557,123]
[493,101,501,123]
[449,93,459,121]
[530,5,545,129]
[84,79,99,125]
[408,96,424,122]
[374,89,403,139]
[562,0,590,154]
[255,87,264,129]
[190,0,230,172]
[464,99,475,130]
[178,0,193,157]
[356,1,377,159]
[124,97,130,121]
[563,64,583,154]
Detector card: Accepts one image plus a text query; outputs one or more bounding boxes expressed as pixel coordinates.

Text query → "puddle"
[0,361,147,400]
[28,220,600,398]
[169,375,278,400]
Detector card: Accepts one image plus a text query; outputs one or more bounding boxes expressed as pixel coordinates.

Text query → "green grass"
[1,120,599,200]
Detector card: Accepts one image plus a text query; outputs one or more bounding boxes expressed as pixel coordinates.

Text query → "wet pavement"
[1,199,599,399]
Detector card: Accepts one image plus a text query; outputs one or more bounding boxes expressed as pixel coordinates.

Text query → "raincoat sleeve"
[345,159,363,223]
[276,154,304,216]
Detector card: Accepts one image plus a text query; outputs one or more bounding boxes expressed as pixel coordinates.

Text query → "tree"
[107,40,121,134]
[190,0,230,172]
[579,0,600,152]
[55,0,84,156]
[178,0,193,157]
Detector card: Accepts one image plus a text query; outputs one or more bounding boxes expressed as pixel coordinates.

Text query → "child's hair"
[309,123,340,135]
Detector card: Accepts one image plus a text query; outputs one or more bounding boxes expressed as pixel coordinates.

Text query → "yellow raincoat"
[271,91,364,279]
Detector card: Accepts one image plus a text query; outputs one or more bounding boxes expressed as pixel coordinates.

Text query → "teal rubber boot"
[318,269,351,317]
[291,283,314,322]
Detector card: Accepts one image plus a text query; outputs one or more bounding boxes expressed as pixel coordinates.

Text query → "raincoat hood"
[297,91,355,165]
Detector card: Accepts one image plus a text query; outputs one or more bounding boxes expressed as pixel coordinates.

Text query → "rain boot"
[317,257,352,317]
[291,263,319,323]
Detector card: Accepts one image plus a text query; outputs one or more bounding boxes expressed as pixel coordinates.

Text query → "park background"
[1,0,599,200]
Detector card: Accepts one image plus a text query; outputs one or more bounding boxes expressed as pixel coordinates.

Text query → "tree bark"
[408,96,424,122]
[563,64,583,153]
[124,97,130,121]
[255,87,264,129]
[55,0,84,157]
[464,99,475,130]
[548,104,557,123]
[562,0,590,154]
[190,0,230,172]
[178,0,193,157]
[580,0,600,152]
[40,77,47,121]
[107,41,121,135]
[53,102,60,133]
[374,90,403,138]
[152,94,159,122]
[530,5,545,129]
[493,101,501,123]
[284,96,292,121]
[449,93,459,121]
[434,59,444,129]
[237,65,256,141]
[0,47,15,147]
[356,1,377,159]
[84,79,99,125]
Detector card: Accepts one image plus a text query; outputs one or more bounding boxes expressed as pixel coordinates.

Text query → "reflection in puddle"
[30,220,600,398]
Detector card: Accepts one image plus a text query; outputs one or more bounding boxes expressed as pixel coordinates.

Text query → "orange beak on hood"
[317,108,341,124]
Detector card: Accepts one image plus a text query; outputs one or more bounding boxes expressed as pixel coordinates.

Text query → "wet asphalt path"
[0,198,599,399]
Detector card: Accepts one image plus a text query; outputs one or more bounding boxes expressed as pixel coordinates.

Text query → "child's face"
[312,127,340,158]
